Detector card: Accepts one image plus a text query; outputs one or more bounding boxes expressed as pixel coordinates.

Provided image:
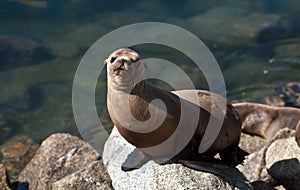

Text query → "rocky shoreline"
[0,134,112,190]
[0,126,299,190]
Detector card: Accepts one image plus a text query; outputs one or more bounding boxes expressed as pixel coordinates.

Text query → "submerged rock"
[103,127,252,190]
[0,115,16,145]
[17,133,110,190]
[0,35,52,70]
[7,83,46,112]
[184,6,292,47]
[12,0,48,8]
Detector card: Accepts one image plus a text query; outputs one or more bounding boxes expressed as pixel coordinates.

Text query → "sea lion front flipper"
[122,148,150,171]
[219,145,248,166]
[179,160,243,179]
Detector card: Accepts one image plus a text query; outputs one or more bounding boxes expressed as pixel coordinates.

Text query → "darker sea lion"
[105,48,246,176]
[233,102,300,141]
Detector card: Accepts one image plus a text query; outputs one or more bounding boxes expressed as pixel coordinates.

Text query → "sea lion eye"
[110,56,116,63]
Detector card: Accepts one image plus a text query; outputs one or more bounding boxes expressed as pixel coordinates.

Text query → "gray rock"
[0,163,11,190]
[0,135,38,182]
[266,137,300,190]
[52,160,113,190]
[238,128,297,188]
[18,133,101,190]
[237,148,266,182]
[103,127,252,190]
[239,133,267,154]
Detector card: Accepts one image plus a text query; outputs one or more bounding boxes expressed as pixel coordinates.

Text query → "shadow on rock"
[12,181,29,190]
[268,158,300,190]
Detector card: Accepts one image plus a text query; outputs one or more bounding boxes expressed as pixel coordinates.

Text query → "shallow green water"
[0,0,300,145]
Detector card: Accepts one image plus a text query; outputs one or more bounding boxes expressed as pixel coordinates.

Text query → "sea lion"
[296,122,300,147]
[233,102,300,140]
[105,48,246,176]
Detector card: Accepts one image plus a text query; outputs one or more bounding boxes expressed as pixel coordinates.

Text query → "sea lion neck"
[130,80,150,95]
[129,80,171,106]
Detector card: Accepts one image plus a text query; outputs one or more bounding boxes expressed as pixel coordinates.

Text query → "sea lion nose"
[121,58,127,64]
[120,59,127,69]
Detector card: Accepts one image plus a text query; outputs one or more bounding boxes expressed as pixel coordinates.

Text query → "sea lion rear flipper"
[122,148,150,171]
[179,160,243,179]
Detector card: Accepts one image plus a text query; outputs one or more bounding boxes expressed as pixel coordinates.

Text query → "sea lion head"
[105,48,145,90]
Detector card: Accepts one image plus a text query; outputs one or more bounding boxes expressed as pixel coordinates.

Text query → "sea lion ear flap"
[128,50,139,63]
[130,56,139,63]
[104,57,109,65]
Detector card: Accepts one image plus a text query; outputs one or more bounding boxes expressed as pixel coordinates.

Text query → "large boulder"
[103,127,252,190]
[238,128,299,189]
[0,35,52,70]
[266,137,300,189]
[17,133,106,190]
[52,160,113,190]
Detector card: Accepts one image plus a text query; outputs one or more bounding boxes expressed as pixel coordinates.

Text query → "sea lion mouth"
[112,67,125,75]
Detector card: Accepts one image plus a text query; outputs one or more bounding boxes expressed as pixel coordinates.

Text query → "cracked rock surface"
[17,133,112,190]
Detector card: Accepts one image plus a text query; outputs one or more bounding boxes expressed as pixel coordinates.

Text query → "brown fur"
[233,102,300,139]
